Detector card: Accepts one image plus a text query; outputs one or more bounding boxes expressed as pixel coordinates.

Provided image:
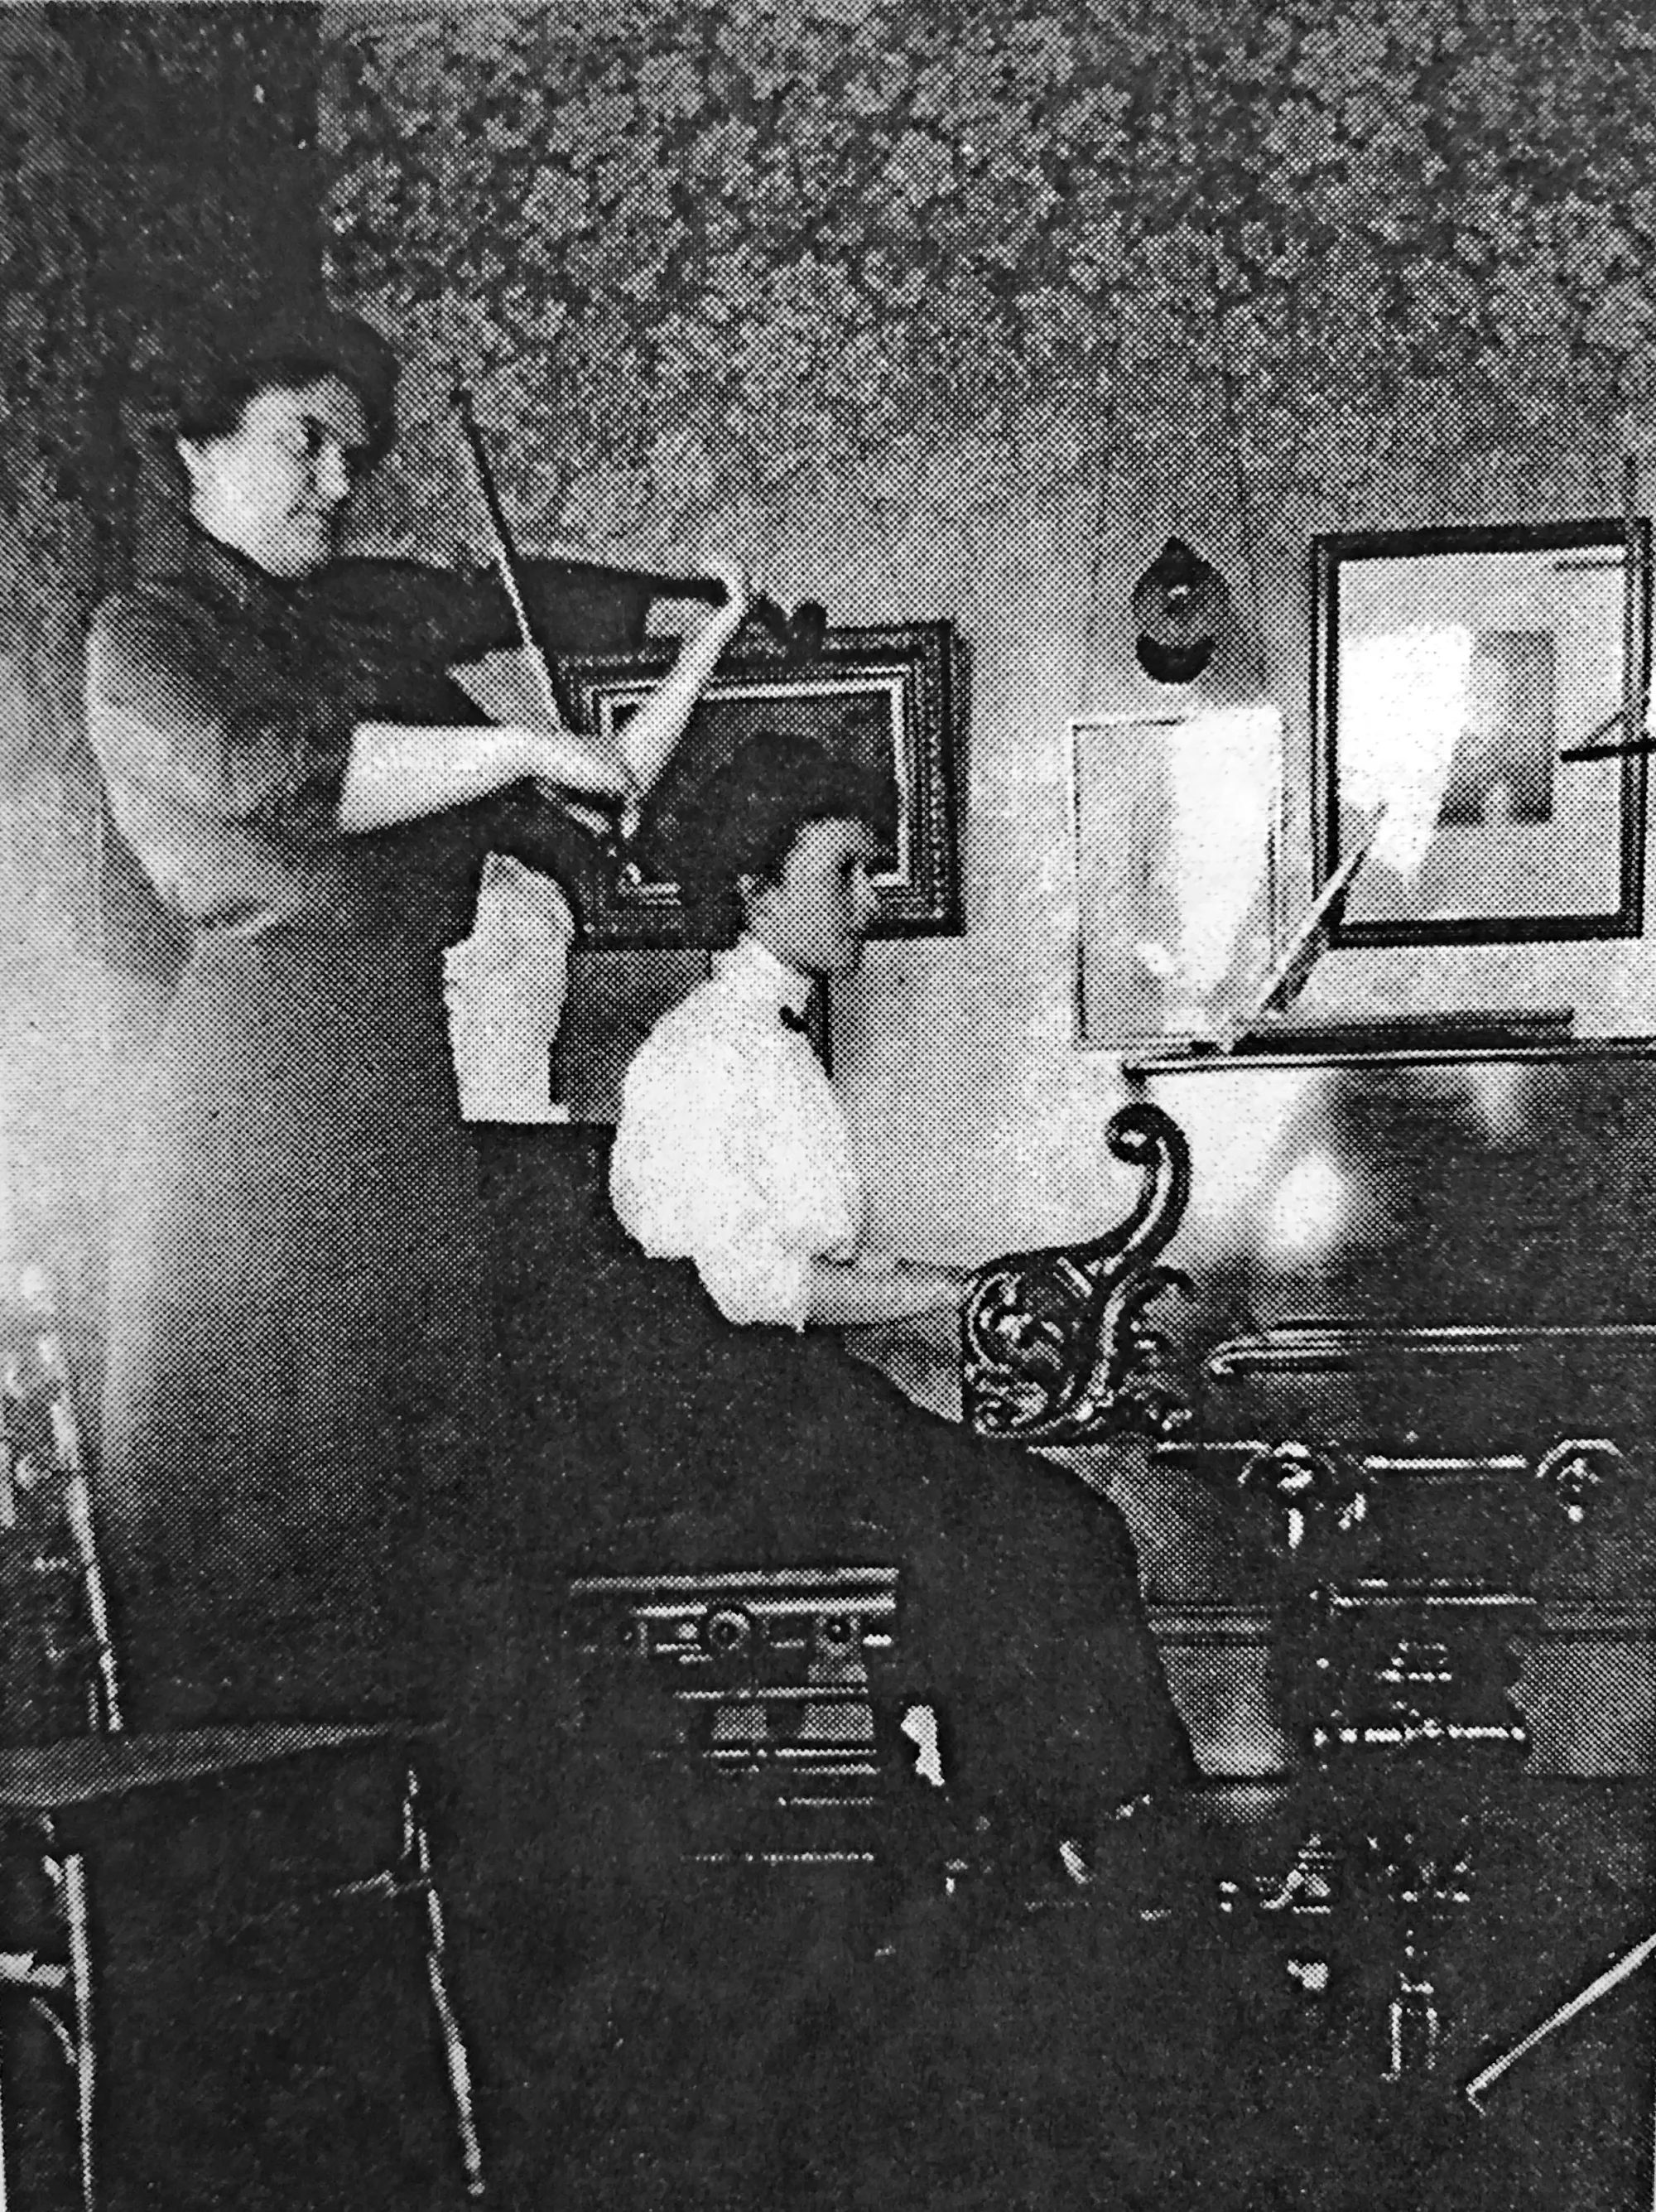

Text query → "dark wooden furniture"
[0,1275,484,2208]
[960,1069,1656,2198]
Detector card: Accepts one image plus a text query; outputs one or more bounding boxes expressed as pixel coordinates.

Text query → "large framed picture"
[1312,518,1650,947]
[567,620,966,947]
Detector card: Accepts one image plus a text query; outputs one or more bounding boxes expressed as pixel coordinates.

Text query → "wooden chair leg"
[402,1767,485,2199]
[0,2023,11,2212]
[60,1851,94,2212]
[2,1834,95,2212]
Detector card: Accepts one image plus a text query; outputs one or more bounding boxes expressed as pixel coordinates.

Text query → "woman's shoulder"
[86,576,217,674]
[91,540,246,629]
[649,972,781,1057]
[625,983,763,1106]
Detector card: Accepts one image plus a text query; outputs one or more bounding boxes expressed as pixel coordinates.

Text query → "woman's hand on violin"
[696,552,753,633]
[582,551,754,812]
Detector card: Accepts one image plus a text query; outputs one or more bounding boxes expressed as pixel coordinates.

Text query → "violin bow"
[449,382,581,735]
[452,382,830,672]
[449,383,638,844]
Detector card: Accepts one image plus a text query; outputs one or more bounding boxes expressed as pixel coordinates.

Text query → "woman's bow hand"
[696,552,753,633]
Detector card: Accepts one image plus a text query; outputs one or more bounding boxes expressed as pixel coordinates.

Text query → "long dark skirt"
[494,1161,1195,1839]
[475,1145,1203,2209]
[89,921,522,2208]
[98,921,497,1727]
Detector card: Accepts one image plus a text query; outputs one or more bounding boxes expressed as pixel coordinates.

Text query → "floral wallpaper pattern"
[320,0,1656,1235]
[0,13,101,814]
[324,0,1656,554]
[6,0,1656,1277]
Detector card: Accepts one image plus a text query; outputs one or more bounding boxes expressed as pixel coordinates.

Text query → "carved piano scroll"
[961,1101,1196,1446]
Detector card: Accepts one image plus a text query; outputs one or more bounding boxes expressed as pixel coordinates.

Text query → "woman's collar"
[137,505,308,614]
[718,933,814,1019]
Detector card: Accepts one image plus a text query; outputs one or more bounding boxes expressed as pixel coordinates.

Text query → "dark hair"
[652,732,897,943]
[125,300,400,475]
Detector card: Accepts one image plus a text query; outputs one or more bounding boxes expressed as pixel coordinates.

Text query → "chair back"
[1,1268,122,1744]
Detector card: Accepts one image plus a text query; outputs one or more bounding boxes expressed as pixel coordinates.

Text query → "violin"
[449,386,827,683]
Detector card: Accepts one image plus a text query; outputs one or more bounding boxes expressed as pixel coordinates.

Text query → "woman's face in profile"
[175,374,371,579]
[747,815,883,979]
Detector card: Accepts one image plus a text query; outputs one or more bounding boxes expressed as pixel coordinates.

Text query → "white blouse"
[609,936,862,1328]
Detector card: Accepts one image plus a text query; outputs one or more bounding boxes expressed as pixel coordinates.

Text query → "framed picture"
[567,620,966,947]
[1312,518,1651,947]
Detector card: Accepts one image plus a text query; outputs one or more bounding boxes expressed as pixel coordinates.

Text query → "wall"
[0,4,328,1323]
[8,1,1655,1283]
[320,0,1656,1273]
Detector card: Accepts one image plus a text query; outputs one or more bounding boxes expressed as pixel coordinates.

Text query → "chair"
[0,1269,484,2209]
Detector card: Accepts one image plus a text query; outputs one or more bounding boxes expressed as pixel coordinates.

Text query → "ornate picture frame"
[1312,518,1651,948]
[567,620,966,947]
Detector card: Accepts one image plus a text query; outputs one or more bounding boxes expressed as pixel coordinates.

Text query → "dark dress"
[87,517,603,1725]
[81,516,612,2210]
[492,1131,1196,1848]
[477,1133,1208,2212]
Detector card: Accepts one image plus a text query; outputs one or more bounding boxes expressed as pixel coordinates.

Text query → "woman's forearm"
[614,598,749,797]
[339,558,749,831]
[338,721,628,833]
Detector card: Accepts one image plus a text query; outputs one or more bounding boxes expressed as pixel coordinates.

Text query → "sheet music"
[1219,831,1377,1048]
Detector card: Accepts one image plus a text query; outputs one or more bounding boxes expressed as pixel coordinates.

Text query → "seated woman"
[604,732,1197,1888]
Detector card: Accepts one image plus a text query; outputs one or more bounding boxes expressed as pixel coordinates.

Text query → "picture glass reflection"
[1318,523,1647,945]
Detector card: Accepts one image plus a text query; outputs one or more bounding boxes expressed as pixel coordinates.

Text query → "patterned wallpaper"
[7,3,1656,1277]
[323,2,1655,562]
[320,0,1656,1251]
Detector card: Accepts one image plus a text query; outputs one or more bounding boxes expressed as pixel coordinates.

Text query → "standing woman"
[82,300,750,2206]
[86,299,750,1731]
